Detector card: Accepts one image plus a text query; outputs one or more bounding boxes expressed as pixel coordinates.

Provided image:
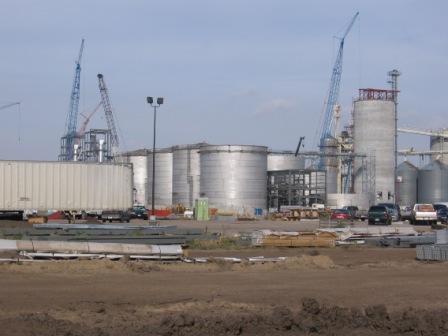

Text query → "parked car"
[331,209,352,221]
[400,206,413,221]
[130,206,148,220]
[368,205,392,225]
[377,203,401,221]
[410,204,437,225]
[101,210,131,223]
[433,204,448,224]
[342,205,367,221]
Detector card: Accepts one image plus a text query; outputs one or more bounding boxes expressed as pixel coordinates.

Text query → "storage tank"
[326,193,370,210]
[430,129,448,164]
[320,137,339,194]
[267,151,305,171]
[172,143,206,208]
[353,89,395,202]
[147,148,173,208]
[200,145,267,212]
[396,161,418,207]
[418,160,448,204]
[118,149,149,207]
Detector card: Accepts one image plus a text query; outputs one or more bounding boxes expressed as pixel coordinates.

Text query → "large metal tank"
[353,89,395,202]
[172,143,206,208]
[118,149,149,207]
[396,161,418,207]
[200,145,267,212]
[147,148,173,208]
[267,151,305,171]
[327,193,370,210]
[320,137,339,194]
[430,129,448,164]
[418,160,448,204]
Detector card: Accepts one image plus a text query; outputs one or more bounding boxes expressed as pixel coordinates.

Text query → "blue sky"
[0,0,446,163]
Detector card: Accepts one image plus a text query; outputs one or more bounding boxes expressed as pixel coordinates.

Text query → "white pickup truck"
[411,204,437,225]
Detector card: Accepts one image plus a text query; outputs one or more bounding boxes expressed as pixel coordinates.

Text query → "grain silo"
[200,145,267,212]
[353,89,395,202]
[267,151,305,171]
[396,161,418,207]
[430,129,448,164]
[117,149,149,207]
[418,160,448,204]
[147,148,173,208]
[172,143,206,208]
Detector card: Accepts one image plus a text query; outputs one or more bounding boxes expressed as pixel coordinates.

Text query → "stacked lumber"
[252,230,337,248]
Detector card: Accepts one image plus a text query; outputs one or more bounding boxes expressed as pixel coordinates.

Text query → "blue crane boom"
[60,39,84,161]
[319,12,358,148]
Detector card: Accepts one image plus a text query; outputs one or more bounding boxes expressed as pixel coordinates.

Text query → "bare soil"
[0,247,447,335]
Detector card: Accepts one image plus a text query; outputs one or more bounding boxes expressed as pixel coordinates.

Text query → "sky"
[0,0,447,164]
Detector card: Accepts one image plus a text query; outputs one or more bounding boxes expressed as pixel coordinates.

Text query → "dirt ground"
[1,247,448,336]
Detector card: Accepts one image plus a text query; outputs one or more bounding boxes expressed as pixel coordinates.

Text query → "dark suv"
[377,203,401,221]
[434,204,448,224]
[368,205,392,225]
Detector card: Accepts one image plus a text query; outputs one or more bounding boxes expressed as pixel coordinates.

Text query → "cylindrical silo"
[147,148,173,208]
[200,145,267,213]
[430,130,448,165]
[267,151,305,171]
[320,137,339,194]
[172,143,206,208]
[116,149,149,207]
[353,89,395,202]
[418,160,448,204]
[396,161,418,207]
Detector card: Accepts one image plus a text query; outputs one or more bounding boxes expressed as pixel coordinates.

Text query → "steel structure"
[396,161,418,207]
[318,12,358,154]
[60,39,85,161]
[268,151,305,171]
[79,129,113,162]
[97,74,119,152]
[78,102,102,137]
[267,169,326,209]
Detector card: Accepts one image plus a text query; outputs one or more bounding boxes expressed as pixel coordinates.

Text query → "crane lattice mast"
[97,74,119,150]
[318,12,358,154]
[60,39,85,161]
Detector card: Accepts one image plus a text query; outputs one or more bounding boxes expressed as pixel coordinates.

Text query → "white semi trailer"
[0,160,133,219]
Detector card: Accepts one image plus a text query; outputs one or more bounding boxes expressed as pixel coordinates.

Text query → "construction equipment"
[295,136,305,156]
[318,12,358,154]
[77,102,102,137]
[59,39,85,161]
[97,74,120,153]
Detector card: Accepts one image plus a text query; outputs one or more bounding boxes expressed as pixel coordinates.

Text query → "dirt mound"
[3,299,448,336]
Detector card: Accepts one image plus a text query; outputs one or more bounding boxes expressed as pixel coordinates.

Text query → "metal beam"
[398,127,448,138]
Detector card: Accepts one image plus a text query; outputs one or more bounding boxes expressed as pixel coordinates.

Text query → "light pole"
[146,96,164,220]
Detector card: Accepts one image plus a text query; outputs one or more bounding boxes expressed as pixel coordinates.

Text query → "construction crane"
[77,102,102,137]
[97,74,119,152]
[0,102,20,111]
[60,39,85,161]
[318,12,359,157]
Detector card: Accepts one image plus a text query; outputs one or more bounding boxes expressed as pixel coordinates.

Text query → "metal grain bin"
[0,160,132,211]
[418,160,448,204]
[353,89,395,202]
[267,151,305,171]
[396,161,418,207]
[199,145,268,212]
[172,143,206,208]
[430,130,448,164]
[147,148,173,208]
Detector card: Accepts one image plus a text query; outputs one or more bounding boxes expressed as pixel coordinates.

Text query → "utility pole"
[388,69,401,201]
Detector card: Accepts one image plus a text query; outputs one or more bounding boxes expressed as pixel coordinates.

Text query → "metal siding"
[200,145,267,212]
[418,160,448,204]
[0,161,132,211]
[353,100,395,202]
[396,161,418,207]
[147,151,173,208]
[267,152,305,171]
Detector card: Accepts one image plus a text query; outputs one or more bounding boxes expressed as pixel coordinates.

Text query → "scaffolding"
[267,169,326,210]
